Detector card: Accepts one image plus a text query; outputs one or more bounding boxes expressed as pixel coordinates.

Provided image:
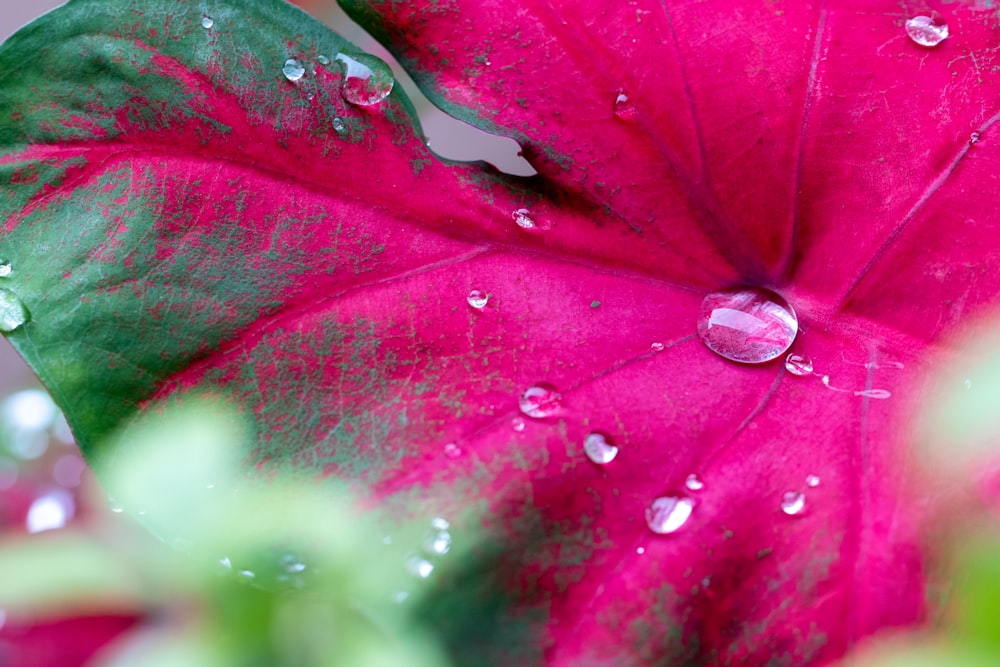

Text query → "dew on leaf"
[970,131,982,145]
[443,442,462,458]
[332,116,346,133]
[784,353,814,376]
[684,474,704,492]
[697,287,797,364]
[424,527,452,556]
[0,261,11,278]
[0,288,29,332]
[512,208,536,229]
[334,52,394,106]
[518,383,563,418]
[650,341,665,352]
[201,16,214,29]
[646,496,695,534]
[806,474,821,488]
[613,90,637,119]
[467,289,489,309]
[282,58,306,82]
[583,432,619,464]
[431,517,450,531]
[780,491,806,516]
[407,555,435,579]
[108,496,124,513]
[905,15,949,47]
[511,416,526,432]
[317,54,330,66]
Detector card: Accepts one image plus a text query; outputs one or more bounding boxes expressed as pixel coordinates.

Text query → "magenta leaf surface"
[3,0,1000,664]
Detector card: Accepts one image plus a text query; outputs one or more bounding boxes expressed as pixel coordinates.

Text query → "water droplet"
[684,474,704,492]
[518,383,563,418]
[334,52,394,106]
[431,517,450,531]
[583,432,619,464]
[806,474,820,488]
[424,529,452,556]
[280,553,307,574]
[613,90,636,119]
[511,417,526,432]
[201,15,214,29]
[443,442,462,458]
[784,353,814,376]
[0,262,11,278]
[0,288,29,332]
[332,116,346,133]
[238,570,256,579]
[780,491,805,516]
[650,341,665,352]
[317,54,330,66]
[636,547,645,554]
[467,289,489,309]
[905,15,949,48]
[512,208,536,229]
[407,555,435,579]
[854,389,891,400]
[697,287,797,364]
[282,58,306,82]
[646,496,695,534]
[970,131,982,145]
[219,557,233,569]
[108,497,124,513]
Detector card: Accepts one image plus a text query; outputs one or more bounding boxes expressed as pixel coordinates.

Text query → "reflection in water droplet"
[467,289,489,309]
[780,491,805,516]
[511,417,526,432]
[583,432,618,464]
[518,383,563,418]
[431,517,450,531]
[0,288,29,332]
[613,90,636,119]
[0,262,11,278]
[684,474,704,492]
[905,15,949,47]
[806,474,820,488]
[332,117,346,133]
[970,131,982,145]
[645,496,695,534]
[512,208,536,229]
[424,529,452,556]
[697,287,797,364]
[335,52,394,106]
[407,555,435,579]
[784,353,814,376]
[443,442,462,459]
[650,341,665,352]
[317,54,330,66]
[282,58,306,82]
[201,16,214,29]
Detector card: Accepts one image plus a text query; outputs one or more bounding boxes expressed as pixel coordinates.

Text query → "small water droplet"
[784,353,814,376]
[780,491,806,516]
[613,90,636,119]
[108,497,124,513]
[407,555,435,579]
[280,553,307,574]
[650,341,665,352]
[424,529,452,556]
[512,208,536,229]
[511,417,526,432]
[636,547,645,554]
[201,15,214,29]
[282,58,306,82]
[806,474,820,488]
[518,383,563,418]
[219,557,233,569]
[335,52,394,106]
[431,517,450,531]
[0,262,11,278]
[467,289,489,309]
[443,442,462,458]
[684,474,704,492]
[697,287,797,364]
[238,570,256,579]
[317,54,330,66]
[0,288,29,332]
[332,116,346,133]
[905,15,949,48]
[583,432,618,464]
[970,131,982,145]
[646,496,695,534]
[854,389,891,400]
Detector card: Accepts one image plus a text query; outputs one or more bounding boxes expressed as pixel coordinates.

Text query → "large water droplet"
[646,496,695,534]
[905,15,949,47]
[0,289,29,332]
[780,491,806,516]
[697,287,797,364]
[282,58,306,82]
[613,90,636,119]
[518,383,563,418]
[201,16,214,29]
[467,289,489,309]
[684,474,704,492]
[335,52,394,106]
[784,353,814,376]
[0,262,11,278]
[583,432,618,464]
[512,208,536,229]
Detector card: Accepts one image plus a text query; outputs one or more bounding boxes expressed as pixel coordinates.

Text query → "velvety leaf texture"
[3,0,1000,664]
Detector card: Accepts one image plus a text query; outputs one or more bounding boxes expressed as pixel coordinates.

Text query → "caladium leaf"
[3,0,999,664]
